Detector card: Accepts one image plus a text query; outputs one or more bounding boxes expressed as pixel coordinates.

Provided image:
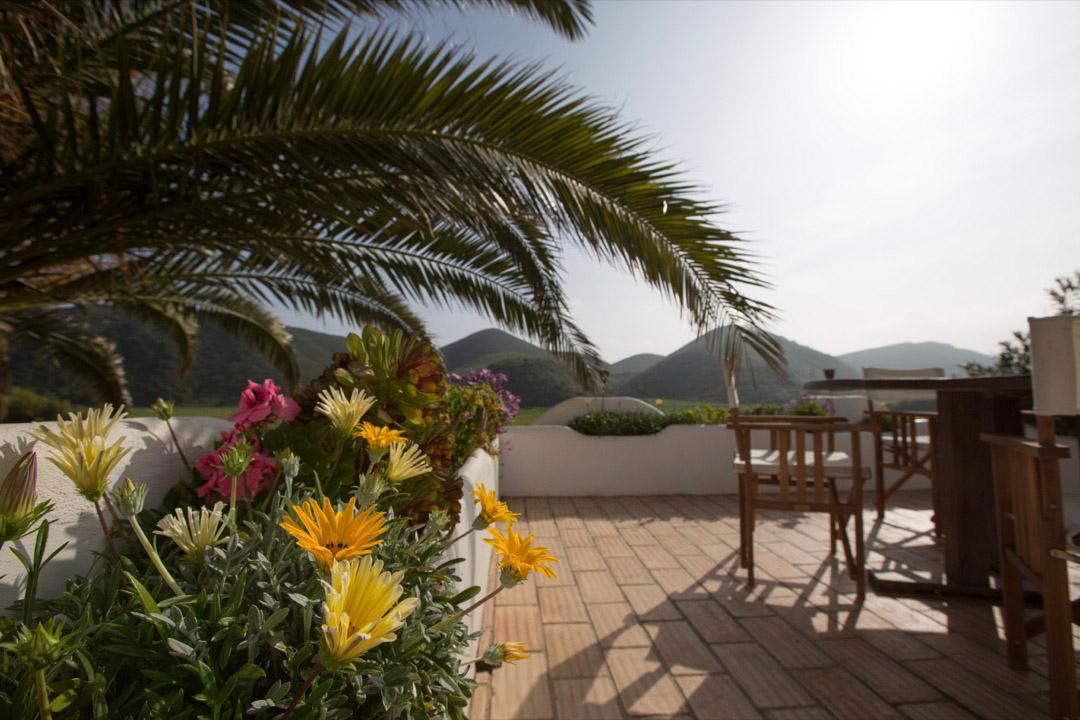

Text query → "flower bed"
[0,328,534,718]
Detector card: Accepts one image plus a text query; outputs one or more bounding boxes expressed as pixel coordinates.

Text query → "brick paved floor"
[469,492,1070,719]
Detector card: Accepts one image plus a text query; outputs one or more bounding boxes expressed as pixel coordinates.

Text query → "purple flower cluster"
[450,368,521,426]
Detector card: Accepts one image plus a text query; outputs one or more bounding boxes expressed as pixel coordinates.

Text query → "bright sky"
[281,0,1080,362]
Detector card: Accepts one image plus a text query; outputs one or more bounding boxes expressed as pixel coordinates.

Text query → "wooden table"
[804,375,1032,597]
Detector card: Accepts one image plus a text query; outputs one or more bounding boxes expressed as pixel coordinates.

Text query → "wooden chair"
[730,414,872,599]
[983,420,1076,719]
[862,367,944,532]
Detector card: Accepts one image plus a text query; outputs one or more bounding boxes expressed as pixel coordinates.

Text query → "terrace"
[469,491,1062,720]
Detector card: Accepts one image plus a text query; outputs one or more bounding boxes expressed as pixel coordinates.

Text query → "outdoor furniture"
[862,367,945,534]
[729,415,871,599]
[983,421,1075,719]
[804,374,1032,597]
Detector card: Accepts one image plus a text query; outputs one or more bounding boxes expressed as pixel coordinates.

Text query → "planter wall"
[500,424,930,497]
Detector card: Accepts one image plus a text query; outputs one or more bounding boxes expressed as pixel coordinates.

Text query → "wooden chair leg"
[745,477,756,587]
[854,478,866,601]
[874,433,885,520]
[1044,554,1079,719]
[738,473,748,568]
[829,509,838,555]
[1000,554,1027,670]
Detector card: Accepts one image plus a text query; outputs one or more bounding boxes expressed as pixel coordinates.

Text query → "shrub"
[0,328,553,719]
[445,370,520,468]
[782,395,834,417]
[5,387,71,422]
[568,404,728,436]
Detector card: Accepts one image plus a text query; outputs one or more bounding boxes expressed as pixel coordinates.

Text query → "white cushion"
[735,449,869,478]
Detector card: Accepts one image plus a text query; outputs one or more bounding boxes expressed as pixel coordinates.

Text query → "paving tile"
[620,527,660,546]
[562,528,595,547]
[898,701,977,720]
[595,535,636,557]
[676,600,752,644]
[497,578,538,606]
[794,667,903,719]
[764,708,833,720]
[490,649,554,719]
[607,555,654,585]
[914,632,1047,694]
[552,678,623,719]
[576,570,625,603]
[676,553,727,592]
[494,604,546,651]
[658,533,703,557]
[539,585,589,623]
[644,621,723,674]
[545,624,606,679]
[819,638,940,704]
[568,546,609,571]
[649,567,708,600]
[712,642,815,709]
[633,544,682,569]
[605,646,690,716]
[587,602,652,648]
[906,658,1044,720]
[470,682,490,720]
[622,584,682,621]
[675,674,761,719]
[739,616,832,669]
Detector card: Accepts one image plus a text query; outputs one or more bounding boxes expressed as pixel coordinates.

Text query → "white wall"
[0,416,231,610]
[534,396,662,426]
[448,442,500,664]
[500,424,926,497]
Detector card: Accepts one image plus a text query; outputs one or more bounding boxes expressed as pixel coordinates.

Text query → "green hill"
[441,329,580,407]
[616,331,856,404]
[837,342,994,377]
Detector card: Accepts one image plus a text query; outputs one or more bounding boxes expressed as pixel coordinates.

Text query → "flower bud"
[1,619,64,670]
[110,478,148,517]
[151,398,174,421]
[0,452,37,519]
[219,438,253,478]
[277,449,301,483]
[482,641,527,667]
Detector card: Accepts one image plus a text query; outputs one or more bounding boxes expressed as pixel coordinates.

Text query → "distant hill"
[441,329,579,407]
[837,342,994,377]
[609,353,664,375]
[10,311,347,407]
[616,331,857,404]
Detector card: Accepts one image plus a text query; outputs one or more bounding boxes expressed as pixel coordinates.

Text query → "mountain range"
[10,314,994,409]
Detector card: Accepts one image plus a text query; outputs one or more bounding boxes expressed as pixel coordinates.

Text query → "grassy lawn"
[129,405,233,419]
[511,407,548,425]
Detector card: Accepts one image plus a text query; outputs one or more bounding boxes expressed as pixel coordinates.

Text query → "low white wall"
[534,396,662,426]
[500,424,926,497]
[448,443,500,664]
[0,416,231,610]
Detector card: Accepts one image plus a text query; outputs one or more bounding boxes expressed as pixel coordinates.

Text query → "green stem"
[431,585,504,633]
[128,514,182,596]
[164,418,192,472]
[282,666,324,720]
[325,438,345,497]
[33,668,52,720]
[93,500,119,560]
[103,494,135,550]
[228,473,239,532]
[446,527,476,547]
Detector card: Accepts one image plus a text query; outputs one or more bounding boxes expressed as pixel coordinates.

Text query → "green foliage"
[0,0,781,417]
[568,405,728,436]
[0,486,476,719]
[963,270,1078,378]
[5,388,71,422]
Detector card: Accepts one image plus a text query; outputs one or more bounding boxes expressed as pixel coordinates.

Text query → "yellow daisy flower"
[385,442,431,483]
[484,525,558,584]
[471,483,518,527]
[320,557,419,668]
[354,422,407,451]
[315,386,375,436]
[280,497,387,569]
[30,405,130,501]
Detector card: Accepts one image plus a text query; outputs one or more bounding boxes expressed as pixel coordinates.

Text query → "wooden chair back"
[982,427,1076,719]
[730,418,869,508]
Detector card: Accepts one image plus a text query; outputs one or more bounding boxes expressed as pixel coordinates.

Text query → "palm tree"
[0,0,781,419]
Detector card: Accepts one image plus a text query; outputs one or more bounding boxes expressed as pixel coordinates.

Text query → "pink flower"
[196,430,278,502]
[230,378,300,429]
